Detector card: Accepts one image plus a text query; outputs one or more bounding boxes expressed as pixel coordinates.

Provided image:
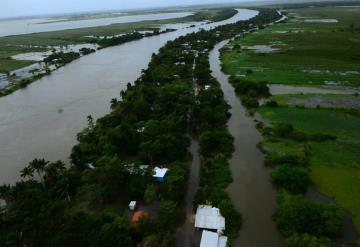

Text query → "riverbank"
[0,28,176,97]
[220,4,360,246]
[0,8,282,246]
[210,40,283,246]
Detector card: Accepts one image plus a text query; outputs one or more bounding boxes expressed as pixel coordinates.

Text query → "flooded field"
[269,84,360,95]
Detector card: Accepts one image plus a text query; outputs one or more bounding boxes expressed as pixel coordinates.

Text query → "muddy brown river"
[0,9,258,184]
[209,40,284,247]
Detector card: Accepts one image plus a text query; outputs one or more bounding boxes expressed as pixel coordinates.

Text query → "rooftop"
[195,205,225,232]
[200,230,228,247]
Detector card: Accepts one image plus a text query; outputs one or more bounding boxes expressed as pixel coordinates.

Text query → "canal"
[209,40,284,247]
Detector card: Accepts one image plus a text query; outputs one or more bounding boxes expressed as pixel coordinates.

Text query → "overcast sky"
[1,0,263,18]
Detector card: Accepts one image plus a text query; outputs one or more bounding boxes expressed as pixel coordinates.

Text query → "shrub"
[285,234,333,247]
[271,165,310,194]
[274,193,343,237]
[265,152,309,167]
[199,129,234,157]
[241,96,259,108]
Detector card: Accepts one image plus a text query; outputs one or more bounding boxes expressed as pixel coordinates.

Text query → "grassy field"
[258,107,360,140]
[221,6,360,86]
[258,106,360,231]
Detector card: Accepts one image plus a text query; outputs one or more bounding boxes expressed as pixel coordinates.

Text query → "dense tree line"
[0,8,283,246]
[96,29,176,48]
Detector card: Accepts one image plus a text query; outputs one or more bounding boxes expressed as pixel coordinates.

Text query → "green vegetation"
[284,233,334,247]
[221,6,360,86]
[274,193,343,238]
[220,4,360,245]
[271,165,310,194]
[259,106,360,232]
[0,8,238,97]
[0,9,282,246]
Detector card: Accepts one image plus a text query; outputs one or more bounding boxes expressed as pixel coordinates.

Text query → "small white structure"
[200,230,228,247]
[129,201,137,211]
[195,205,225,233]
[136,127,145,133]
[153,167,169,182]
[204,85,211,90]
[86,163,95,169]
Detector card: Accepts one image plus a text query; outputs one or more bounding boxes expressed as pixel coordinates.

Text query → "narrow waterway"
[209,40,283,247]
[0,9,258,184]
[175,139,200,247]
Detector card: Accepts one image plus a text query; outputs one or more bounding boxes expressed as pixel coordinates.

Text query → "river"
[209,40,284,247]
[0,12,192,37]
[0,9,259,184]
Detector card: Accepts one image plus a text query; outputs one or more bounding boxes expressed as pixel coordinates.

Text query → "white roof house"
[195,205,225,232]
[129,201,137,211]
[200,230,228,247]
[153,167,169,181]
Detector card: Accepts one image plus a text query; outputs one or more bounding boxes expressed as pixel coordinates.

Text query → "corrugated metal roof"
[200,230,228,247]
[195,205,225,232]
[153,167,169,178]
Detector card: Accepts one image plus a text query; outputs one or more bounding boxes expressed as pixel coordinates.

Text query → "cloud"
[0,0,255,18]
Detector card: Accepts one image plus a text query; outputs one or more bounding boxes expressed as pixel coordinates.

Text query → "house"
[129,201,137,211]
[131,211,148,225]
[200,230,228,247]
[195,205,225,233]
[153,167,169,182]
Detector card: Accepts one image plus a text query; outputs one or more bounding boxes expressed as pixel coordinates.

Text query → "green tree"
[274,193,343,237]
[157,201,179,230]
[285,234,333,247]
[271,165,310,194]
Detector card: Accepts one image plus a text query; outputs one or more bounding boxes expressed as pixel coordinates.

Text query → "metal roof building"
[200,230,228,247]
[195,205,225,233]
[153,167,169,182]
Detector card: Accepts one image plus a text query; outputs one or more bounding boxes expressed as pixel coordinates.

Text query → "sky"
[1,0,263,18]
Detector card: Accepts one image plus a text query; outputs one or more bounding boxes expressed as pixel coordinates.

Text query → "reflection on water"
[269,84,360,95]
[210,40,283,247]
[0,12,193,37]
[0,9,258,184]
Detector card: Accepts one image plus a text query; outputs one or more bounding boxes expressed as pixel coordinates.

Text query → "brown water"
[209,40,283,247]
[174,139,200,247]
[269,84,359,95]
[0,9,259,184]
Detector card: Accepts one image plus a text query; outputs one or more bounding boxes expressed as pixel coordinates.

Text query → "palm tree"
[28,158,49,188]
[20,166,34,179]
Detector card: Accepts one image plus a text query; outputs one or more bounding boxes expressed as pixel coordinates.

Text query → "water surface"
[0,9,258,184]
[210,40,283,247]
[0,12,192,37]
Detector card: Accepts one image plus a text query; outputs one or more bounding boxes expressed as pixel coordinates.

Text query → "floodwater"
[209,40,283,247]
[0,12,192,37]
[306,186,360,245]
[174,140,201,247]
[269,84,360,95]
[0,9,259,184]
